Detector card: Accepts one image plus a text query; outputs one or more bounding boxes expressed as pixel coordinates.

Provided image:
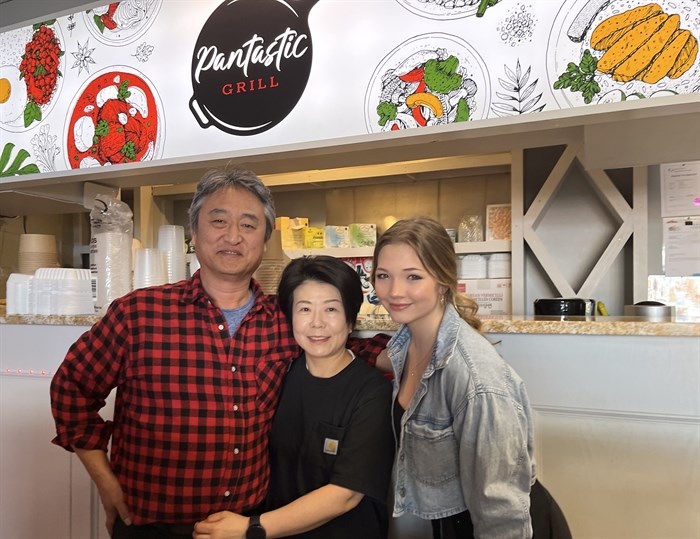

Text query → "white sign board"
[661,161,700,218]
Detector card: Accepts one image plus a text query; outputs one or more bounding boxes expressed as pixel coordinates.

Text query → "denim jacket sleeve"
[454,383,534,538]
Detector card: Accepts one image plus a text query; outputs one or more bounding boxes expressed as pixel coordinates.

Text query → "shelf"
[283,240,511,259]
[284,247,375,258]
[454,240,511,254]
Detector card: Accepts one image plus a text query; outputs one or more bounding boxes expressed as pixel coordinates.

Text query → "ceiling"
[0,0,103,32]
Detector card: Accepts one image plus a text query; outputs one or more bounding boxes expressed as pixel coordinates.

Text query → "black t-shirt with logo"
[267,353,395,538]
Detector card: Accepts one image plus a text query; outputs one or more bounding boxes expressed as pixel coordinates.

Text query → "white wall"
[494,332,700,539]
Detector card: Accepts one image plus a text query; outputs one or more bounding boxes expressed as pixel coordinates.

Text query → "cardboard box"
[303,226,325,249]
[275,216,308,249]
[485,204,511,240]
[349,223,377,248]
[458,278,512,315]
[324,225,350,248]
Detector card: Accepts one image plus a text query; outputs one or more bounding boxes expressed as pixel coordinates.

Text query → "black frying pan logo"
[189,0,319,136]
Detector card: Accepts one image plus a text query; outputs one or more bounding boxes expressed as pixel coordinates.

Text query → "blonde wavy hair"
[371,217,482,332]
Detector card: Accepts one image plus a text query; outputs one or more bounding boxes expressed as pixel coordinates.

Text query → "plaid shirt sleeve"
[50,298,130,452]
[347,332,391,368]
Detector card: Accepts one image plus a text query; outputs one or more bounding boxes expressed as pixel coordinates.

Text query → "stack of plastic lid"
[459,254,487,279]
[18,234,59,275]
[6,273,34,314]
[158,225,186,283]
[7,268,93,315]
[33,268,94,315]
[487,253,512,278]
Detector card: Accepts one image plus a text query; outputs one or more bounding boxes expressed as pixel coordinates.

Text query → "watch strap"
[246,514,266,539]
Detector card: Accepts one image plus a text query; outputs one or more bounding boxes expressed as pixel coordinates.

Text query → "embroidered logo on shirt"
[323,438,339,455]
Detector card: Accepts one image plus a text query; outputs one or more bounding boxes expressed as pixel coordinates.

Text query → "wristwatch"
[246,515,266,539]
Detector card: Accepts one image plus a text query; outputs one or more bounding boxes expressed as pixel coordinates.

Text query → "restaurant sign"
[189,0,319,136]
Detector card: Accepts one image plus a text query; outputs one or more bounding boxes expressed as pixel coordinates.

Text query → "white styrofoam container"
[487,253,512,278]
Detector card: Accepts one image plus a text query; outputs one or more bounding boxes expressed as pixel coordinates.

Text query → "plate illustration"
[83,0,162,46]
[0,21,65,132]
[395,0,503,19]
[364,33,490,133]
[547,0,700,108]
[64,66,164,169]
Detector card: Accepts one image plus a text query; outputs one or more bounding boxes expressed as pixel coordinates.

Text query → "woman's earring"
[440,294,446,306]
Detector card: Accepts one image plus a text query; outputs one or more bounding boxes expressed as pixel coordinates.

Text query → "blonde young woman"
[372,217,570,539]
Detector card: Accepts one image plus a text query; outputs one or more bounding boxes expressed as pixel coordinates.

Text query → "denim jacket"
[388,304,536,539]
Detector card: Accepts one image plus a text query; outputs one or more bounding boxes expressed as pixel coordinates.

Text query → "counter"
[1,306,698,538]
[3,307,698,337]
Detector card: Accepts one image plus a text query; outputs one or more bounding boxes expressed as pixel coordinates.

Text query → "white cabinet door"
[0,324,95,539]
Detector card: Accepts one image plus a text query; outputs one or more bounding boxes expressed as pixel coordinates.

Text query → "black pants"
[112,503,264,539]
[113,519,193,539]
[431,480,572,539]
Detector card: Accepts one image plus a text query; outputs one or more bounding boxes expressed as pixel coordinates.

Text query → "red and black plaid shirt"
[50,272,388,525]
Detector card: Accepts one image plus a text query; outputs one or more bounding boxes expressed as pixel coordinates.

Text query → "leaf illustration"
[553,49,601,104]
[23,101,42,128]
[498,78,518,92]
[492,103,520,113]
[520,80,537,102]
[491,60,546,117]
[0,143,41,177]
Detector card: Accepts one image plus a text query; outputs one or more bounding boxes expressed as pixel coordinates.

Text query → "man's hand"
[72,447,131,536]
[95,472,132,536]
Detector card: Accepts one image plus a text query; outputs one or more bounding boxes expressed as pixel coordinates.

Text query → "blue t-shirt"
[221,290,255,336]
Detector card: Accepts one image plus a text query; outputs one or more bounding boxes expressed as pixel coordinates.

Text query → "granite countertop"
[354,315,700,336]
[2,306,698,337]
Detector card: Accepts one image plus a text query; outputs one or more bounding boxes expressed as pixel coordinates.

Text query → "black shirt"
[267,354,395,538]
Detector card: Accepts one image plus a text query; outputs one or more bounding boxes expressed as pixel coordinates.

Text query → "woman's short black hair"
[277,255,363,326]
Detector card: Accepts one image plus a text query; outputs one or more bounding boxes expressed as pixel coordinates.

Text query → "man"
[50,169,387,539]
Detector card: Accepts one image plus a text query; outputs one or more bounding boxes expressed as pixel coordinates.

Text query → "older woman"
[194,255,394,539]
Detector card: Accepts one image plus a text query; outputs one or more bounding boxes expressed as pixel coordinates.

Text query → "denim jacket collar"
[387,303,462,378]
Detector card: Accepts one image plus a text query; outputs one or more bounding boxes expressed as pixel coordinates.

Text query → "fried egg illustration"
[0,65,28,125]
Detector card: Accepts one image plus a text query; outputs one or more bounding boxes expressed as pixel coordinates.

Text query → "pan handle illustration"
[189,97,211,129]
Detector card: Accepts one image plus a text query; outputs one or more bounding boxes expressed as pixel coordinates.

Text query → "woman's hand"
[193,511,248,539]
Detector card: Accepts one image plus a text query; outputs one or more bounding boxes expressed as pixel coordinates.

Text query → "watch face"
[246,525,266,539]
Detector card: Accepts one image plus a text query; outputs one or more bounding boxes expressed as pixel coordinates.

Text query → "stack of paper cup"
[158,225,186,283]
[133,248,166,289]
[18,234,59,274]
[93,231,132,310]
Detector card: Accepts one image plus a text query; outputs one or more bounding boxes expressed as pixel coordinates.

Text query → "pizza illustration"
[65,68,163,168]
